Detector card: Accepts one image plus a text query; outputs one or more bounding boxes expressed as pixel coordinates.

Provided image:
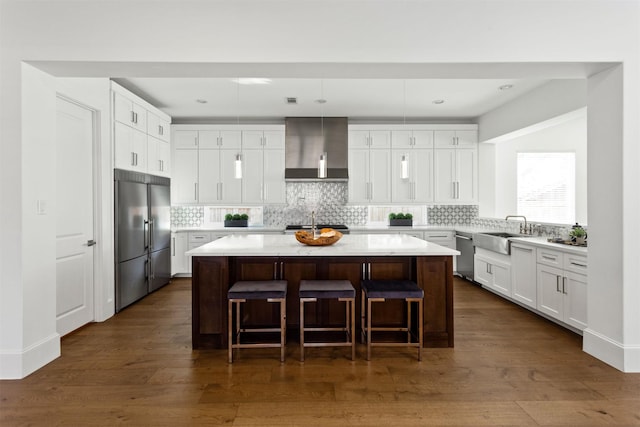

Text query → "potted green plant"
[224,213,249,227]
[569,225,587,245]
[389,212,413,226]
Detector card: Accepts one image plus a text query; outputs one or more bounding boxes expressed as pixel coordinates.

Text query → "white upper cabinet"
[348,129,391,149]
[112,82,171,177]
[147,111,170,143]
[391,149,433,203]
[199,130,242,149]
[242,129,285,149]
[114,121,147,173]
[348,146,391,204]
[391,130,434,149]
[434,145,477,204]
[171,125,285,205]
[434,130,477,148]
[113,91,147,132]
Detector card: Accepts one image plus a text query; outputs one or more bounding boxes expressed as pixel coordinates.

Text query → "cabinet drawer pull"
[570,262,587,267]
[542,255,557,261]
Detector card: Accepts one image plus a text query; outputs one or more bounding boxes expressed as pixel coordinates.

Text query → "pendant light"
[234,77,242,179]
[235,154,243,179]
[401,155,409,179]
[400,79,409,180]
[317,80,328,179]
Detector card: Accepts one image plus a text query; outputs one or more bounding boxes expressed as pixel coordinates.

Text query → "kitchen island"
[188,233,460,349]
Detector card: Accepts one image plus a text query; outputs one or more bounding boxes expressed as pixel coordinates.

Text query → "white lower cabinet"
[511,243,537,309]
[474,248,511,297]
[171,232,189,275]
[536,248,587,330]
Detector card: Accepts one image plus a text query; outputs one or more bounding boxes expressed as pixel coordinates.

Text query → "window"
[517,152,575,224]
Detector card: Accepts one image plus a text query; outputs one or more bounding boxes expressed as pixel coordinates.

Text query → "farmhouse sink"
[472,231,532,255]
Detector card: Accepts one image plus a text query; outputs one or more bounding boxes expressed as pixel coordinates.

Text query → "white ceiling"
[114,77,549,121]
[33,60,609,122]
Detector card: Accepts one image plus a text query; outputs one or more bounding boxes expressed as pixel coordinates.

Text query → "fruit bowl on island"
[295,228,343,246]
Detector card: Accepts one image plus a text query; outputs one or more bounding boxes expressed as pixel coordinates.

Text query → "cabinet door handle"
[367,262,371,279]
[362,263,366,279]
[273,262,278,280]
[131,152,136,166]
[562,276,567,294]
[172,237,175,256]
[452,182,456,199]
[280,261,284,279]
[556,275,561,292]
[194,183,198,201]
[159,125,163,136]
[131,111,135,124]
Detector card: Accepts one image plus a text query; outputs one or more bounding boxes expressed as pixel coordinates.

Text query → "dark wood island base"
[192,255,454,350]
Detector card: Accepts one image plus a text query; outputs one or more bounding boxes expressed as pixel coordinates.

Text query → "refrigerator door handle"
[144,220,150,250]
[149,219,154,250]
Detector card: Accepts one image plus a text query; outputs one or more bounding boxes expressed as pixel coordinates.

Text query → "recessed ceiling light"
[314,99,327,104]
[231,78,272,85]
[499,84,514,90]
[432,99,445,104]
[196,99,208,104]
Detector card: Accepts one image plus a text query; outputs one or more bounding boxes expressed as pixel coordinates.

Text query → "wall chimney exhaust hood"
[285,117,348,181]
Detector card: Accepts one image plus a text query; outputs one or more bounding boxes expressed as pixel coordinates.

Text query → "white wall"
[481,110,588,224]
[478,80,587,143]
[1,0,639,376]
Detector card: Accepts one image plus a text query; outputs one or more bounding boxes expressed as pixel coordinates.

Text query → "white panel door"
[263,149,286,204]
[537,264,564,321]
[242,149,264,203]
[348,149,370,203]
[219,149,242,203]
[414,149,433,202]
[456,148,477,203]
[369,149,391,203]
[55,97,95,336]
[434,149,456,203]
[172,149,198,203]
[198,149,220,203]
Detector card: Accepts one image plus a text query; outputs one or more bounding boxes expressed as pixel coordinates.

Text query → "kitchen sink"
[472,231,532,255]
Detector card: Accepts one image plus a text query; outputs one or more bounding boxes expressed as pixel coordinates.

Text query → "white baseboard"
[0,333,60,379]
[583,328,640,373]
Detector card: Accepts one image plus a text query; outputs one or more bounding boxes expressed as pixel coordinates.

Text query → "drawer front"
[189,232,212,244]
[564,253,588,274]
[424,230,454,241]
[537,248,563,267]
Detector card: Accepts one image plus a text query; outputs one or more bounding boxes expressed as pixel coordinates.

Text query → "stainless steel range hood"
[285,117,348,181]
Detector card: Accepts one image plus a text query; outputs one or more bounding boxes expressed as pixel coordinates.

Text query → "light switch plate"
[37,199,47,215]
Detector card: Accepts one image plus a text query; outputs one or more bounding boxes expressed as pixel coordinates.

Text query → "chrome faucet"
[505,215,529,234]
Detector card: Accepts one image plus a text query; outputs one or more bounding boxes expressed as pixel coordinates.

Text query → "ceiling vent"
[286,97,298,105]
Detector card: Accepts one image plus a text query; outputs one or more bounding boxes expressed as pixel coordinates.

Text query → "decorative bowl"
[295,228,343,246]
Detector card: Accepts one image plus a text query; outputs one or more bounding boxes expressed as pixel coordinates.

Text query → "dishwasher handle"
[455,234,472,240]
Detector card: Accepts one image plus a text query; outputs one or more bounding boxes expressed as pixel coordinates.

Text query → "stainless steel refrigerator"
[115,169,171,312]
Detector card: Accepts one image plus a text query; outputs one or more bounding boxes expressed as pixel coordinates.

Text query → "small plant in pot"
[389,212,413,226]
[224,213,249,227]
[569,225,587,244]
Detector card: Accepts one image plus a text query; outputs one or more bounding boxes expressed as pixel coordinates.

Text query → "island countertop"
[187,233,461,257]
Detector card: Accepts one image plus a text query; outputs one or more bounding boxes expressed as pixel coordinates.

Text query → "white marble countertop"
[508,236,588,255]
[186,233,461,257]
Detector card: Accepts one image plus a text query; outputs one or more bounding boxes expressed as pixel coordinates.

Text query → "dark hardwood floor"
[2,277,639,426]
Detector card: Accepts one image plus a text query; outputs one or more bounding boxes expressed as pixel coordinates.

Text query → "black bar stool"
[360,279,424,361]
[299,280,356,362]
[227,280,287,363]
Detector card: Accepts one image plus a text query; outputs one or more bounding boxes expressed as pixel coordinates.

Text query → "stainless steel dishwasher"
[454,231,475,282]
